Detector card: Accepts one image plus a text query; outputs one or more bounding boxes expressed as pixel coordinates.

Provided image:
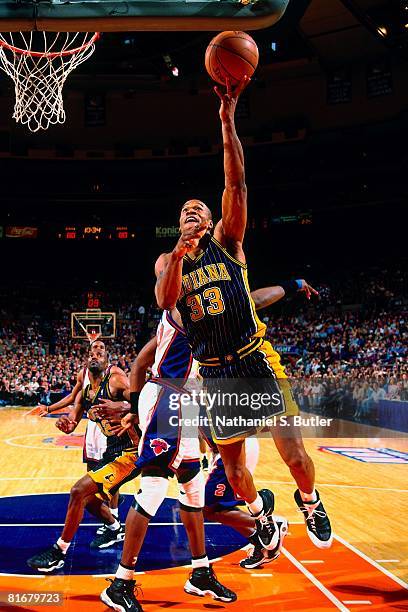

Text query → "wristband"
[280,280,301,295]
[130,391,140,415]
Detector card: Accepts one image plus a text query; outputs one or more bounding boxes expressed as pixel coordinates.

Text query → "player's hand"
[105,418,127,436]
[92,398,129,422]
[38,404,49,417]
[56,415,77,433]
[173,221,210,258]
[120,412,140,432]
[214,76,249,123]
[298,280,319,300]
[122,413,143,445]
[110,413,142,441]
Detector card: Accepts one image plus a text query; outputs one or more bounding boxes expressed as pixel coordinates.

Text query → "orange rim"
[0,32,100,58]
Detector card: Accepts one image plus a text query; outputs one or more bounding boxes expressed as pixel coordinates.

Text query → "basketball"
[205,31,259,87]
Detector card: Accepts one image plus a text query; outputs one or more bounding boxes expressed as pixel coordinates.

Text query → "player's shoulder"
[212,223,246,264]
[155,251,172,276]
[111,365,126,376]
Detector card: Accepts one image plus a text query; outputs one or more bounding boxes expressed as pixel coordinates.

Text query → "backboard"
[0,0,290,32]
[71,309,116,341]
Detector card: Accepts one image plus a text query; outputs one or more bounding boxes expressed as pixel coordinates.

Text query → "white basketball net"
[0,31,99,132]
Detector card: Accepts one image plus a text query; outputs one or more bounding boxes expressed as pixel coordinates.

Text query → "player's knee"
[285,448,310,472]
[178,470,205,511]
[225,465,246,491]
[133,476,169,519]
[69,481,85,501]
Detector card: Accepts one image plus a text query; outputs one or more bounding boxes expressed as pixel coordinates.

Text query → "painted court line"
[4,433,80,451]
[281,546,349,611]
[0,522,223,527]
[92,572,145,578]
[0,477,84,481]
[300,560,324,564]
[0,573,44,578]
[375,559,400,563]
[342,601,371,605]
[334,534,408,590]
[257,479,408,494]
[2,477,406,494]
[1,477,407,495]
[250,574,273,578]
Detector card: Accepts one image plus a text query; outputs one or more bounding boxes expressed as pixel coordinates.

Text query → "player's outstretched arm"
[55,392,84,433]
[251,279,319,310]
[213,76,249,253]
[251,286,285,310]
[120,335,158,434]
[38,370,84,416]
[130,336,157,393]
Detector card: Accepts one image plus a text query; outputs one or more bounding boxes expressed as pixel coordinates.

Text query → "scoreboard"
[57,225,136,240]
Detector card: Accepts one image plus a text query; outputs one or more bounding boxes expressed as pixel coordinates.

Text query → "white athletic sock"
[300,489,317,504]
[192,555,209,569]
[246,493,263,516]
[115,562,135,581]
[57,538,70,553]
[106,519,121,531]
[110,507,119,519]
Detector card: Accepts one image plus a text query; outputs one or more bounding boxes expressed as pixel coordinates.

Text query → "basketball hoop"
[87,331,101,345]
[0,31,99,132]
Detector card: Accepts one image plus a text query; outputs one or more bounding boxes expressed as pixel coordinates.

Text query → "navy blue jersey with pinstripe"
[177,236,265,362]
[83,367,135,456]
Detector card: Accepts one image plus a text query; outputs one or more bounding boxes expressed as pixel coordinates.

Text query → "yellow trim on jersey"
[83,370,113,402]
[211,236,247,269]
[105,373,113,399]
[241,268,266,339]
[183,250,206,264]
[198,337,263,367]
[257,339,287,379]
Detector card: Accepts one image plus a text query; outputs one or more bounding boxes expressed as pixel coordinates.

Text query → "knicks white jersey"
[82,366,107,463]
[152,310,197,381]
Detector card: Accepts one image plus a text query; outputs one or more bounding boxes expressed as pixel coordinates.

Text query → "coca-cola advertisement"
[5,226,38,239]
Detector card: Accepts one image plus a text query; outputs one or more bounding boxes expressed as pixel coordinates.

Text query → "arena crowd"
[0,266,406,426]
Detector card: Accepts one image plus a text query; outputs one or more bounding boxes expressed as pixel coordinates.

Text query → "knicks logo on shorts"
[150,438,170,456]
[104,473,115,482]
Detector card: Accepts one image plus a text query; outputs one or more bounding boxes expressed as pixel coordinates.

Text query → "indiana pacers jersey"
[177,236,266,362]
[83,365,135,455]
[151,310,195,382]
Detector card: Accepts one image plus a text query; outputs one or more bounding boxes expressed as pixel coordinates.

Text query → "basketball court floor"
[0,406,407,611]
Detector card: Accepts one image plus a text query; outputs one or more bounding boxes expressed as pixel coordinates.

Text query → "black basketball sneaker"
[294,489,333,548]
[96,494,126,535]
[27,543,65,573]
[100,578,144,612]
[240,516,289,569]
[90,524,125,549]
[184,566,237,602]
[252,489,279,550]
